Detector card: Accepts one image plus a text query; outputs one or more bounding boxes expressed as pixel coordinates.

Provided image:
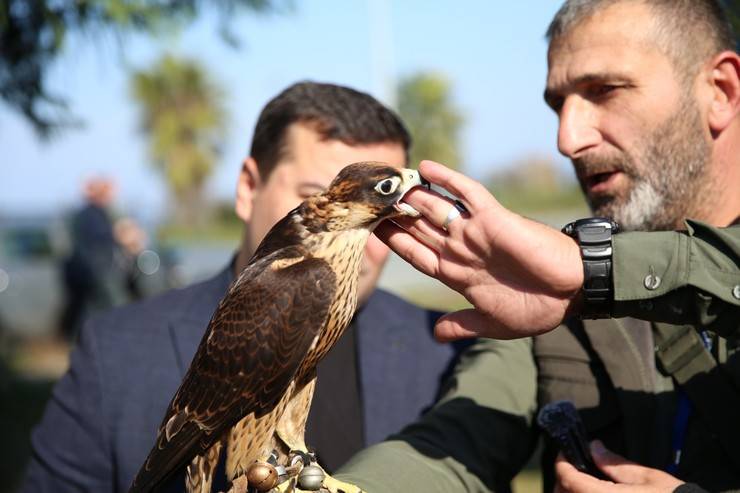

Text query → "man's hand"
[375,160,584,340]
[555,441,684,493]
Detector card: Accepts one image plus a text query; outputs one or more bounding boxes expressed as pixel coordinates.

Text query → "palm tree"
[396,72,465,170]
[131,54,228,225]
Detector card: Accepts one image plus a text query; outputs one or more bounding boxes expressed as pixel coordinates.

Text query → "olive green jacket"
[337,221,740,492]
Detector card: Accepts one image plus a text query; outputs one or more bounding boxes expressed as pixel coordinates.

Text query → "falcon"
[129,162,424,493]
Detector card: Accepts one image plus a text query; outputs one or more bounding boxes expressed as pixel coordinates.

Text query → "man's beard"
[573,96,713,232]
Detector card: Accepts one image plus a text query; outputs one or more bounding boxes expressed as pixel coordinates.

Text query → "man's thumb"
[434,309,487,342]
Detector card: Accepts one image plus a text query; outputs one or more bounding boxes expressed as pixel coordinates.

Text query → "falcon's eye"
[375,177,400,195]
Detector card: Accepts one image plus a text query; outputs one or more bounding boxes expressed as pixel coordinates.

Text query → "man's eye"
[589,84,620,98]
[375,178,398,195]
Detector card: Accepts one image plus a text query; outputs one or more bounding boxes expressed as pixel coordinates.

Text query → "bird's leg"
[226,411,285,481]
[275,377,316,455]
[186,437,223,493]
[274,377,364,493]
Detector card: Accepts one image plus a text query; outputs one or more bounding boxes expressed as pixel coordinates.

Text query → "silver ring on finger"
[442,205,462,231]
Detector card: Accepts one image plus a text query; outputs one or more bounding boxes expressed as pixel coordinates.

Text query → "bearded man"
[335,1,740,492]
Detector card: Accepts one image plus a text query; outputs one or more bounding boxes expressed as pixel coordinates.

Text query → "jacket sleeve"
[19,316,114,492]
[611,220,740,337]
[336,338,538,493]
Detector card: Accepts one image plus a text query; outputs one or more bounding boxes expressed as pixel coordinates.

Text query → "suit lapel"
[355,291,410,444]
[355,290,449,445]
[169,266,233,376]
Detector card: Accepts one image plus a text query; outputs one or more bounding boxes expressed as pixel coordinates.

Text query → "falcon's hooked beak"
[394,168,427,217]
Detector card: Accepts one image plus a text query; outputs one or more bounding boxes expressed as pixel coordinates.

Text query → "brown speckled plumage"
[129,162,420,493]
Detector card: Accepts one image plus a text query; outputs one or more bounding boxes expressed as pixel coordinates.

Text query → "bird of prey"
[129,162,424,493]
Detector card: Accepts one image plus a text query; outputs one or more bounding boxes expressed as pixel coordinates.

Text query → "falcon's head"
[306,161,424,232]
[251,162,426,261]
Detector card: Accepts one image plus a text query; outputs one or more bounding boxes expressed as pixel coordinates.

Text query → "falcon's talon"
[273,477,293,493]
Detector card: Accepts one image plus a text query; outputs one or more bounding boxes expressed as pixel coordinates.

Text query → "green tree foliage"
[131,54,227,225]
[396,72,465,170]
[0,0,285,138]
[485,156,587,215]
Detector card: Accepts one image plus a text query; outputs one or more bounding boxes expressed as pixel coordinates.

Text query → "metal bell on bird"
[246,461,279,491]
[297,464,325,491]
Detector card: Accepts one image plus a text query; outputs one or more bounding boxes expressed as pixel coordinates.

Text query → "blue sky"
[1,0,567,220]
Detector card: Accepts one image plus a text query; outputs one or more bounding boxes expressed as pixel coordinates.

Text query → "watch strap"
[562,218,618,319]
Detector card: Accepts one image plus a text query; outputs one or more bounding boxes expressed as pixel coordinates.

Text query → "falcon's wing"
[130,249,336,492]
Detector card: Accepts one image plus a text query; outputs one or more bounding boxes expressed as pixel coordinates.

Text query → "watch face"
[562,217,618,236]
[575,217,616,229]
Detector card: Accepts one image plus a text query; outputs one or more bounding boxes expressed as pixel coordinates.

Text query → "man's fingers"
[437,308,543,341]
[418,160,495,213]
[377,219,441,253]
[578,442,684,491]
[390,215,450,252]
[400,187,466,234]
[434,309,491,342]
[555,453,616,493]
[374,221,440,277]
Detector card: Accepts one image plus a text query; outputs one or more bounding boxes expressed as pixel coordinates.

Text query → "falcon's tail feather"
[128,422,212,493]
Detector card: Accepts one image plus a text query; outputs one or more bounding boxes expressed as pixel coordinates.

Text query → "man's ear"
[706,51,740,133]
[235,157,262,222]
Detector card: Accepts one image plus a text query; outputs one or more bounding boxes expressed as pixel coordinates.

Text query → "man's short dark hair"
[546,0,737,82]
[249,81,411,179]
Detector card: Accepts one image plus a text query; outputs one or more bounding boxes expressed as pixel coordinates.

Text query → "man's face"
[241,122,406,305]
[545,2,714,231]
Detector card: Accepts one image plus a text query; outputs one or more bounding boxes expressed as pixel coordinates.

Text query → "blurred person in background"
[21,81,468,492]
[59,177,133,340]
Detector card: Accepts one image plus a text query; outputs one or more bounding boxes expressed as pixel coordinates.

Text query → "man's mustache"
[571,155,634,181]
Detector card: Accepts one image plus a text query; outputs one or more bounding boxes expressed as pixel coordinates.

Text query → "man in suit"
[21,81,466,492]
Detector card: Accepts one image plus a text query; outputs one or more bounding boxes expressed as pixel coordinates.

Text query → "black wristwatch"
[562,217,619,319]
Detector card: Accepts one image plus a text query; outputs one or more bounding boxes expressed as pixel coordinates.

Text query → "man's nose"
[557,96,601,158]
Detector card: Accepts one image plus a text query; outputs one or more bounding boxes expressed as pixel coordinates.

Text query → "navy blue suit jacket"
[22,267,464,492]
